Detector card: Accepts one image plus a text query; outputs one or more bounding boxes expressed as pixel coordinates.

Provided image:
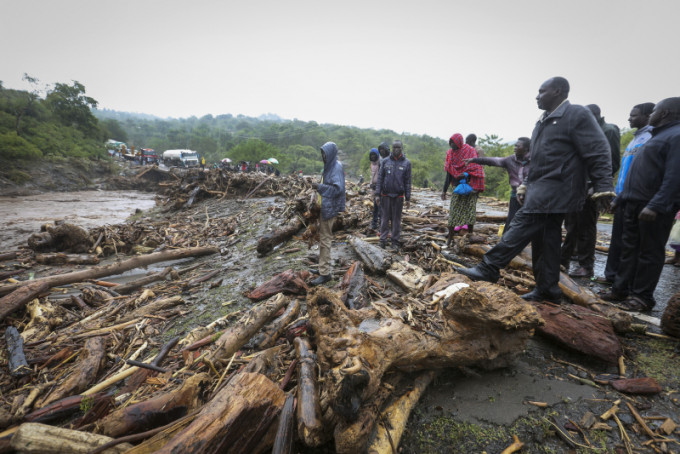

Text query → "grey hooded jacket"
[318,142,346,220]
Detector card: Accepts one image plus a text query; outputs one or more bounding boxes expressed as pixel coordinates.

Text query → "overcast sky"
[2,0,679,143]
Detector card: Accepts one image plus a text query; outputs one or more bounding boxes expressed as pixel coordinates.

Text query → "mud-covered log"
[531,301,623,364]
[307,284,541,431]
[386,261,428,294]
[348,235,393,274]
[334,372,405,454]
[0,246,219,298]
[367,370,436,454]
[272,392,296,454]
[210,293,289,363]
[5,326,30,377]
[154,372,285,454]
[245,270,310,302]
[339,261,368,309]
[0,251,18,262]
[10,422,132,453]
[0,280,50,323]
[35,253,100,265]
[251,298,301,349]
[257,217,305,256]
[24,393,111,424]
[463,244,633,331]
[294,337,324,446]
[38,336,107,408]
[98,373,210,437]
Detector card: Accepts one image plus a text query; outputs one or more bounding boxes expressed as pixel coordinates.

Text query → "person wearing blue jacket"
[603,97,680,311]
[375,140,412,251]
[311,142,346,285]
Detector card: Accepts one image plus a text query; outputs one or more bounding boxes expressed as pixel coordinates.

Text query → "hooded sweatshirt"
[318,142,346,220]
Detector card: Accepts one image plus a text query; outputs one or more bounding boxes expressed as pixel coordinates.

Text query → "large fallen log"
[210,293,289,363]
[463,244,632,331]
[339,261,368,309]
[0,280,51,323]
[348,236,393,274]
[251,298,301,349]
[97,373,210,438]
[0,246,218,297]
[153,372,285,454]
[257,217,305,256]
[10,422,132,453]
[294,337,324,447]
[37,336,107,408]
[0,247,219,322]
[306,284,542,450]
[531,301,623,364]
[35,253,100,265]
[245,269,310,302]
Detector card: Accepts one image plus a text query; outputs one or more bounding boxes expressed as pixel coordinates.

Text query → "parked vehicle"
[162,149,200,168]
[140,148,159,164]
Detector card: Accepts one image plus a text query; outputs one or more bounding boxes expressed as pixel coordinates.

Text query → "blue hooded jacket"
[318,142,346,220]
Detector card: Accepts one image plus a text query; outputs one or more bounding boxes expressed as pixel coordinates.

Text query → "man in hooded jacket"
[457,77,614,302]
[375,140,412,251]
[311,142,346,285]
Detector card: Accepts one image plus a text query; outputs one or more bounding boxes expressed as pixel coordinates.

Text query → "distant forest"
[8,75,626,199]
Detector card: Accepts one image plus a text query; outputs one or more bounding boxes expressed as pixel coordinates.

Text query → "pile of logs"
[0,169,659,452]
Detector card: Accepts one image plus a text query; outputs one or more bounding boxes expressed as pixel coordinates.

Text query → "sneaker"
[454,226,462,232]
[592,275,613,285]
[461,224,468,230]
[569,266,594,278]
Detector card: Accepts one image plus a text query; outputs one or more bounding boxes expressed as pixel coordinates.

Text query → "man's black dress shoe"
[456,266,498,283]
[310,274,331,286]
[520,288,562,303]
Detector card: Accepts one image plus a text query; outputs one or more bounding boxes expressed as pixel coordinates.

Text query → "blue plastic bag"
[453,172,473,196]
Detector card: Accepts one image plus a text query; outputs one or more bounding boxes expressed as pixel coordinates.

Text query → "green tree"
[227,139,280,166]
[45,81,99,137]
[477,135,514,199]
[100,118,128,142]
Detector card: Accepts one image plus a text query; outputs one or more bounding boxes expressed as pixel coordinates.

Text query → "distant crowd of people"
[309,76,680,314]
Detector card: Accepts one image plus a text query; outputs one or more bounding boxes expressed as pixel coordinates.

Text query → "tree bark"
[5,326,30,377]
[38,336,107,408]
[245,269,311,302]
[272,392,296,454]
[0,280,51,323]
[35,253,100,265]
[257,217,305,256]
[251,298,301,349]
[97,373,210,438]
[307,284,541,431]
[294,337,324,446]
[10,423,132,454]
[348,235,393,274]
[210,293,289,363]
[153,372,285,454]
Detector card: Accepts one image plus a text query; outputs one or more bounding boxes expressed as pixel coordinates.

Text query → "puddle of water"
[0,190,157,251]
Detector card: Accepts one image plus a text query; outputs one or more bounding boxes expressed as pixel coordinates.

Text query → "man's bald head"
[649,97,680,128]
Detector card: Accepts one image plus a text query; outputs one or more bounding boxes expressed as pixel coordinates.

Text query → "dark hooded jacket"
[318,142,346,220]
[376,150,412,201]
[618,120,680,214]
[523,101,613,213]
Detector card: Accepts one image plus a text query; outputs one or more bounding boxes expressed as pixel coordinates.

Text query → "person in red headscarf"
[441,133,485,246]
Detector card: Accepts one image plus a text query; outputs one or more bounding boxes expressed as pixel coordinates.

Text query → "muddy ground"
[2,161,680,453]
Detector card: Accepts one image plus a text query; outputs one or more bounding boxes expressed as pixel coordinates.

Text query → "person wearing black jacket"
[375,140,412,251]
[456,77,614,303]
[561,104,621,278]
[603,97,680,311]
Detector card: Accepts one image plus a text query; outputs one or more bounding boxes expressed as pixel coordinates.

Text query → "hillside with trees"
[0,75,586,198]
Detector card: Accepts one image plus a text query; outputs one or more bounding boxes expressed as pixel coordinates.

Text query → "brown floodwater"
[0,190,157,251]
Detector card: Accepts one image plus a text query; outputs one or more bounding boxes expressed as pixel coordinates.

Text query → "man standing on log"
[602,97,680,311]
[375,140,412,252]
[457,77,614,302]
[311,142,346,286]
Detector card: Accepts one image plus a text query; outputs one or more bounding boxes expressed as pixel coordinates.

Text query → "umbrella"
[267,158,279,165]
[260,159,270,164]
[221,158,232,163]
